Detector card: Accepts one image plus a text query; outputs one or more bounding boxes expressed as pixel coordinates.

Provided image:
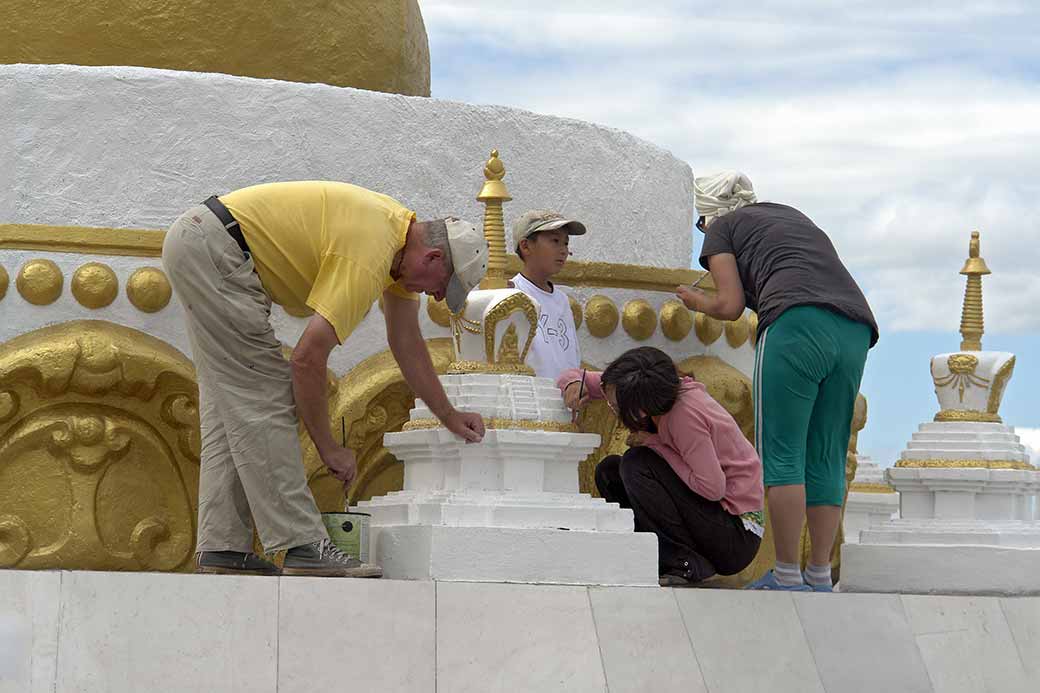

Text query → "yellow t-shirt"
[220,181,417,343]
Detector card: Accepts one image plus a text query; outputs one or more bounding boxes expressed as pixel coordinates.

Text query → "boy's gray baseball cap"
[512,209,586,252]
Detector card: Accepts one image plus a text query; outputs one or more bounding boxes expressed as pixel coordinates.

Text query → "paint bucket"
[321,511,370,563]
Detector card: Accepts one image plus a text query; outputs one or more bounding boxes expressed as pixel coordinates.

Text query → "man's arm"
[292,313,357,485]
[383,290,485,442]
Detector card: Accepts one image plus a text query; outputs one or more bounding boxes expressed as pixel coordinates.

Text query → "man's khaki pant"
[162,205,327,553]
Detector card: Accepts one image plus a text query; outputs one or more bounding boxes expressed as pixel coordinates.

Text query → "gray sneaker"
[282,538,383,578]
[195,551,280,576]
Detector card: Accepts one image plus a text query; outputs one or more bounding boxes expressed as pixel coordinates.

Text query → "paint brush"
[571,368,587,424]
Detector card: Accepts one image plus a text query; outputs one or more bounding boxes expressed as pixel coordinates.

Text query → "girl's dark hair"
[600,346,681,431]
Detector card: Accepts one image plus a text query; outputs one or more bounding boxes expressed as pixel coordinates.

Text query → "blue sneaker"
[803,573,834,592]
[745,569,812,591]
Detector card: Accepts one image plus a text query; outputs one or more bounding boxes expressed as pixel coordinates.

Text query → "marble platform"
[3,569,1038,693]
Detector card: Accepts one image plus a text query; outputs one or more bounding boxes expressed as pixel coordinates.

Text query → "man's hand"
[320,445,358,488]
[442,409,485,443]
[675,285,705,312]
[563,381,590,412]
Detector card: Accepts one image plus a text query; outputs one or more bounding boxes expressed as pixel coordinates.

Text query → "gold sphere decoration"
[725,313,750,348]
[0,0,431,96]
[126,267,172,313]
[71,262,119,309]
[427,298,452,327]
[584,295,619,338]
[0,264,8,302]
[569,295,583,329]
[622,299,657,341]
[659,300,693,341]
[694,312,724,345]
[16,259,63,305]
[749,312,759,346]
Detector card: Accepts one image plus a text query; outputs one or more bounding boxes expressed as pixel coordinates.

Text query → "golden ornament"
[427,298,452,327]
[569,295,583,329]
[126,267,172,313]
[725,313,750,348]
[694,312,723,345]
[16,259,64,305]
[659,300,693,341]
[584,295,619,338]
[71,262,119,309]
[621,299,657,341]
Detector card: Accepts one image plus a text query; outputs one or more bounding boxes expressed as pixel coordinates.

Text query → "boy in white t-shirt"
[508,210,587,379]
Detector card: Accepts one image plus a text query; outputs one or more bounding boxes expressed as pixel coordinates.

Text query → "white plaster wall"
[0,64,694,267]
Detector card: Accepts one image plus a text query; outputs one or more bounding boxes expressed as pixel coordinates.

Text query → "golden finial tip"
[483,149,507,183]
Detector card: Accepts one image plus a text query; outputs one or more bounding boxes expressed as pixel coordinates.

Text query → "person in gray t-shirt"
[677,171,877,593]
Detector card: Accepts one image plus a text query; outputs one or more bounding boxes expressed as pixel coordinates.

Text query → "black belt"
[203,195,250,256]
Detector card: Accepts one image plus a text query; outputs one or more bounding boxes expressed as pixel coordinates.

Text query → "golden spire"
[958,230,991,351]
[476,149,512,289]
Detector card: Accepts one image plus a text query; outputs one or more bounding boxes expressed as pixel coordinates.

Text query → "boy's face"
[520,229,571,275]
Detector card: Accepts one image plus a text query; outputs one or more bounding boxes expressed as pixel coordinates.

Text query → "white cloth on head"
[694,171,757,221]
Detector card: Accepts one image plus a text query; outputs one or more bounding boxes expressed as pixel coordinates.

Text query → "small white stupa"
[844,232,1040,595]
[843,455,899,545]
[357,289,658,585]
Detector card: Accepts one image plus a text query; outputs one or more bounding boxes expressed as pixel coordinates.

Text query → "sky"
[420,0,1040,466]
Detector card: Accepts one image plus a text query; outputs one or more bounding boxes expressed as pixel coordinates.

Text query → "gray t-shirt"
[698,202,879,346]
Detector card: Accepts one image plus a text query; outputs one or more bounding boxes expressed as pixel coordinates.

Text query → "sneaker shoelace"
[318,538,355,565]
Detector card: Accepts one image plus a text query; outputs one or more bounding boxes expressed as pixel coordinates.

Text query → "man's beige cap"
[444,217,489,313]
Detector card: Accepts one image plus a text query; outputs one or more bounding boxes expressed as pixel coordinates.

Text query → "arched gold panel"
[0,320,201,572]
[315,338,455,507]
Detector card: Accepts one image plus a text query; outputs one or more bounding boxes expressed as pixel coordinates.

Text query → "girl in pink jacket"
[558,347,764,586]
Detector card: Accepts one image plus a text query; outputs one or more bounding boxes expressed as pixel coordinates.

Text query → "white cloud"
[1017,428,1040,467]
[421,1,1040,334]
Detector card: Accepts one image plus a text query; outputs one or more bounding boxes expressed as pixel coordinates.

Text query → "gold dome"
[0,0,430,96]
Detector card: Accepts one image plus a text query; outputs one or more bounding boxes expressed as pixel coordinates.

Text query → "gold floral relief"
[986,355,1015,415]
[484,291,538,366]
[0,320,200,571]
[935,353,988,403]
[315,338,455,507]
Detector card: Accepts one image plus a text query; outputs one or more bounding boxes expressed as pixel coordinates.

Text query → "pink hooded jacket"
[557,369,763,515]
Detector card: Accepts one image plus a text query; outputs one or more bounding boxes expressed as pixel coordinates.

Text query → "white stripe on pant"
[753,324,770,455]
[162,205,327,553]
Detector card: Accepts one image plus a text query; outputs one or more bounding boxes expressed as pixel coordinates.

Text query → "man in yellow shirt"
[162,181,488,577]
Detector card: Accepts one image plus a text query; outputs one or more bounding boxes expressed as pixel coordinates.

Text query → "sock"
[774,561,804,586]
[805,563,832,587]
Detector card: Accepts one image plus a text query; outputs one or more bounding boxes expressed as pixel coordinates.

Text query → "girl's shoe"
[745,569,812,591]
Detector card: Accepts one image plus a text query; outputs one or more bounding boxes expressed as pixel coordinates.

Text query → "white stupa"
[844,232,1040,595]
[357,289,658,585]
